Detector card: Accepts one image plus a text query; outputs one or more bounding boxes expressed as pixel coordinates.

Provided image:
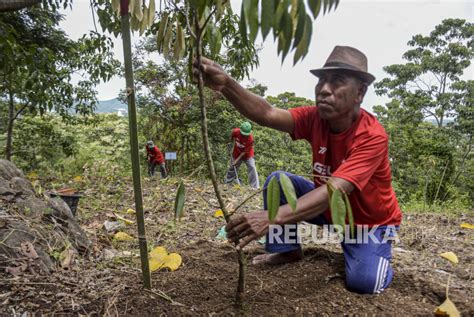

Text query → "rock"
[103,220,125,233]
[0,177,17,201]
[46,196,74,220]
[0,221,54,274]
[9,177,35,197]
[61,218,92,252]
[0,160,92,276]
[15,196,51,220]
[0,159,24,181]
[45,197,91,252]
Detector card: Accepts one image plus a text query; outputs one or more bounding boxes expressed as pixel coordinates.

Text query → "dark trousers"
[148,161,167,178]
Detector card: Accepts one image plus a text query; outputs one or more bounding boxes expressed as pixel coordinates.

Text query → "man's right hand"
[193,57,229,92]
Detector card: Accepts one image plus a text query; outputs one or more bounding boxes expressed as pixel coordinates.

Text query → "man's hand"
[193,57,229,92]
[225,210,269,250]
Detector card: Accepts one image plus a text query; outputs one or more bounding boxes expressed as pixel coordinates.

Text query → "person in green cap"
[224,122,260,189]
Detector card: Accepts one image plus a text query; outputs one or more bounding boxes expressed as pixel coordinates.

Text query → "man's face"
[314,71,366,121]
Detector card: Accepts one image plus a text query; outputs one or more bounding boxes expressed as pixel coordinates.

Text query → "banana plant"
[109,0,340,305]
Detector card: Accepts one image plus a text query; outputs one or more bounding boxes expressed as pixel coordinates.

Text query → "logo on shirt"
[235,140,245,148]
[313,162,332,177]
[318,146,327,154]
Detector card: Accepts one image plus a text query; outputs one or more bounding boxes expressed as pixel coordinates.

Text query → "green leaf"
[148,0,155,26]
[133,0,143,21]
[343,191,355,238]
[177,23,186,60]
[245,0,259,43]
[280,10,293,63]
[174,181,186,220]
[267,176,281,222]
[323,0,334,14]
[292,0,306,49]
[156,13,169,52]
[327,180,334,200]
[239,1,248,44]
[128,0,136,17]
[260,0,275,41]
[174,21,183,60]
[216,0,224,20]
[279,173,297,213]
[293,14,312,65]
[209,26,222,57]
[274,0,289,37]
[330,187,346,234]
[111,0,120,15]
[139,8,148,35]
[307,0,322,20]
[162,16,174,57]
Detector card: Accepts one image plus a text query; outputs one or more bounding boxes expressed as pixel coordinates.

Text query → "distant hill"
[96,98,128,116]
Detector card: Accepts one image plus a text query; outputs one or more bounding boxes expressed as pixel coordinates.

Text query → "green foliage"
[11,115,78,174]
[174,181,186,220]
[266,175,280,222]
[239,0,338,64]
[374,19,473,209]
[0,6,120,158]
[280,173,297,213]
[327,182,354,237]
[10,113,131,184]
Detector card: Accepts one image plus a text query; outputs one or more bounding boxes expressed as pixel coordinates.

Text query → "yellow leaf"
[149,257,166,272]
[434,298,460,317]
[460,222,474,229]
[149,246,167,260]
[213,209,224,218]
[440,252,459,264]
[148,246,182,272]
[161,253,182,271]
[73,176,82,182]
[126,208,136,215]
[114,232,134,241]
[27,171,38,180]
[114,213,135,225]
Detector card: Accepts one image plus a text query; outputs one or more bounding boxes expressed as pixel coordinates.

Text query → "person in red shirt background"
[224,121,260,189]
[193,46,402,294]
[146,140,167,178]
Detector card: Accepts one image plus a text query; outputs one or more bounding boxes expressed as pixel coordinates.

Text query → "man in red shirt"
[145,140,167,178]
[193,46,402,294]
[224,122,260,189]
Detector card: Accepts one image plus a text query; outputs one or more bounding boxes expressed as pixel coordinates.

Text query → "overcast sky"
[59,0,473,113]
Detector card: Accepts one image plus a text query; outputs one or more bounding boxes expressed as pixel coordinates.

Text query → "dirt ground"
[1,177,473,315]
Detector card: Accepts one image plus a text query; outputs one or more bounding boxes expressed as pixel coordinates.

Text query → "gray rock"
[46,196,74,220]
[0,222,54,274]
[15,196,51,220]
[0,159,24,181]
[10,177,35,197]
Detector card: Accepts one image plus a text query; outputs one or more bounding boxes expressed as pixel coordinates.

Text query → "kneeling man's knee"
[345,257,393,294]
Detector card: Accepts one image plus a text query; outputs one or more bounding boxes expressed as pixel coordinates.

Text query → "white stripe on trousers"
[377,259,389,293]
[373,258,383,294]
[374,258,388,293]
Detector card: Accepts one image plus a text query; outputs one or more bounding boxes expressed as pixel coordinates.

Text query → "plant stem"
[120,0,151,289]
[194,14,245,307]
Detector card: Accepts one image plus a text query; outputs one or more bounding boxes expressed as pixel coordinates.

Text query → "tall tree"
[374,19,473,206]
[0,7,120,160]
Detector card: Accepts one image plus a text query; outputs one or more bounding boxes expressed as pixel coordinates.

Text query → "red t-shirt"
[146,145,164,164]
[231,128,255,160]
[289,106,402,226]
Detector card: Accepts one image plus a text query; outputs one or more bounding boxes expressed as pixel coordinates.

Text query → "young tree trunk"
[5,91,14,161]
[194,17,246,307]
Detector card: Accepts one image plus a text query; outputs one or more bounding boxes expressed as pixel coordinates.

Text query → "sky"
[59,0,473,113]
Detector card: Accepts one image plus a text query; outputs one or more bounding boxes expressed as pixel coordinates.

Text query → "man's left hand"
[225,210,269,250]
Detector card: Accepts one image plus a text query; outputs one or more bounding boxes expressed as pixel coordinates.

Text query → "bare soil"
[1,177,473,315]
